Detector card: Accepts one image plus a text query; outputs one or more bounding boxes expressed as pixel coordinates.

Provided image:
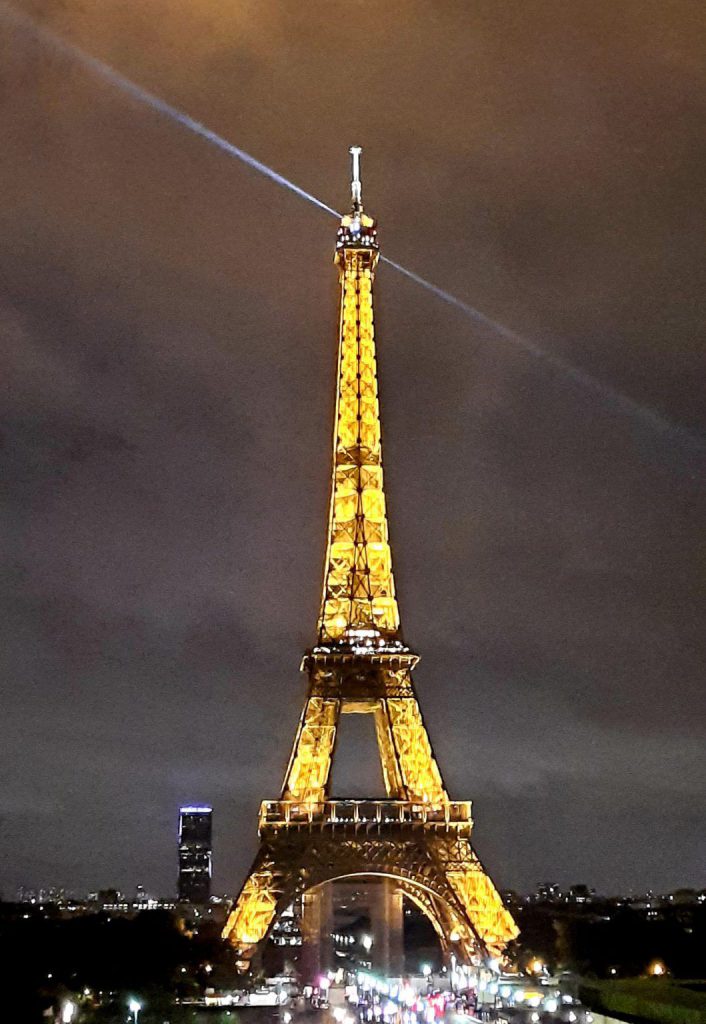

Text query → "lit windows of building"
[178,805,213,904]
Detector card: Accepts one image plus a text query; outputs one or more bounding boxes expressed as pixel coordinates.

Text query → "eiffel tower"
[223,148,518,974]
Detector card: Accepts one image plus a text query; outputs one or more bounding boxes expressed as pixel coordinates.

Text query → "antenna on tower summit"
[350,145,362,211]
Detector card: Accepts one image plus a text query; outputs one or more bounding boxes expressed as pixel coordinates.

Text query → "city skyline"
[2,0,705,901]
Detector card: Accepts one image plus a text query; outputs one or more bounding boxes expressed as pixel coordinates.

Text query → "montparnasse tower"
[223,148,518,975]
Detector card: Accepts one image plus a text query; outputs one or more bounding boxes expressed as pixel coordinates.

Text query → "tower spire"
[350,144,362,211]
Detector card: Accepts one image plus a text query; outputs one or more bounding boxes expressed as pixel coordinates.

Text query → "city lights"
[648,960,667,977]
[0,0,701,1017]
[528,957,546,975]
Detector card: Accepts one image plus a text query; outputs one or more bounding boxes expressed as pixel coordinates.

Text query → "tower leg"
[300,884,333,985]
[370,878,404,978]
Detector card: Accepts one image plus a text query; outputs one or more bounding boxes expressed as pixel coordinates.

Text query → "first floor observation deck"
[258,799,473,837]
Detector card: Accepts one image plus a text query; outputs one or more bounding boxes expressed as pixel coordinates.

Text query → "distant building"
[178,805,213,904]
[135,884,150,905]
[501,889,523,909]
[669,888,699,905]
[16,886,66,904]
[534,882,563,902]
[97,888,121,905]
[270,899,302,947]
[568,883,595,904]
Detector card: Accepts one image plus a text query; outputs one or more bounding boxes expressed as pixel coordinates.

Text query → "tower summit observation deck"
[223,148,518,973]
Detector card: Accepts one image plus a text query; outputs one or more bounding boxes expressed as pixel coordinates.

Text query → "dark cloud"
[0,0,704,898]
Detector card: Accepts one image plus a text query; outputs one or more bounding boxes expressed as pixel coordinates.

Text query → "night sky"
[1,1,705,900]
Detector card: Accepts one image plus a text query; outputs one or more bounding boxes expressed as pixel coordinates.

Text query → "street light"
[361,934,373,952]
[61,1002,76,1024]
[128,998,142,1023]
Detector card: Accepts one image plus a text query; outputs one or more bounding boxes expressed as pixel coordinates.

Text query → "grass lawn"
[580,978,706,1024]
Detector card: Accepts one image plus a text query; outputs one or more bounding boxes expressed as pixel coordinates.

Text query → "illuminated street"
[159,965,599,1024]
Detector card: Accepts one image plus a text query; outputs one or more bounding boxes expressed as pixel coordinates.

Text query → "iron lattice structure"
[223,148,518,969]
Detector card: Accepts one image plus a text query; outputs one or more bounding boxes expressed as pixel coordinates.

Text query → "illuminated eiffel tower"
[223,148,518,975]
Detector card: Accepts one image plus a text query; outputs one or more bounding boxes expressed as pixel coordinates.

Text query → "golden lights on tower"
[319,149,399,643]
[222,148,518,969]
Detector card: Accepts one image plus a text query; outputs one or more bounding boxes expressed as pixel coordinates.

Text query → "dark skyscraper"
[178,806,212,904]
